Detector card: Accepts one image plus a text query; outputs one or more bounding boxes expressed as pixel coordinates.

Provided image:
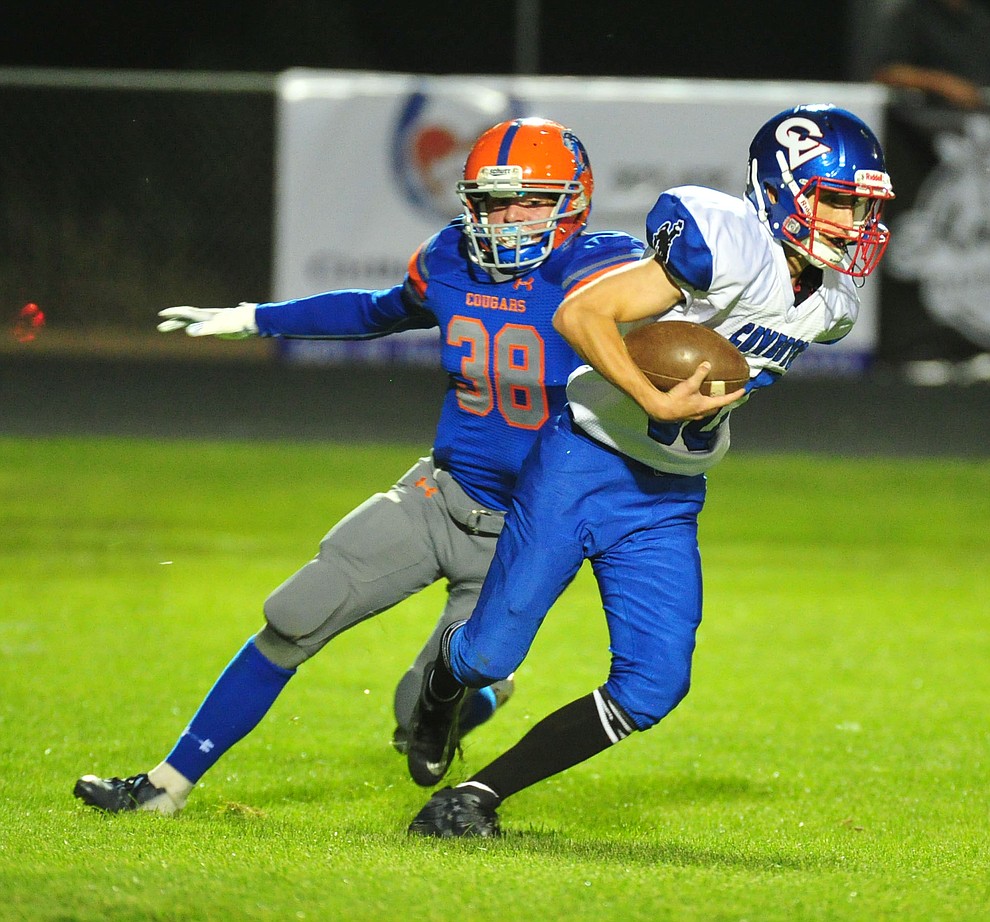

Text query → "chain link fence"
[0,69,276,346]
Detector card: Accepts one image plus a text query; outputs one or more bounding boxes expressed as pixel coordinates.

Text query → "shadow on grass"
[392,774,839,872]
[495,831,835,872]
[393,824,837,873]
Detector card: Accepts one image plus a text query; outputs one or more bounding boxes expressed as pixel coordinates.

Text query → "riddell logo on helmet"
[854,169,893,194]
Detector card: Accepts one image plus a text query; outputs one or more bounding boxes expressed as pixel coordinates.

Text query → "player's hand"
[157,303,259,338]
[645,362,746,422]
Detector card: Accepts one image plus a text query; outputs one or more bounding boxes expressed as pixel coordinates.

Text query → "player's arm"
[255,282,434,339]
[158,237,437,339]
[554,257,741,422]
[157,283,434,340]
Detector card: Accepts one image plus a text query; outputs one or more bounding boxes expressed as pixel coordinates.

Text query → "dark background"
[2,0,890,337]
[3,1,987,454]
[2,349,986,457]
[6,1,858,80]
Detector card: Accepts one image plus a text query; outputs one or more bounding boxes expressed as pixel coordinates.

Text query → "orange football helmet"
[457,117,594,274]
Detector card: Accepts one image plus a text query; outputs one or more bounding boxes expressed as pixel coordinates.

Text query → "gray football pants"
[253,455,503,732]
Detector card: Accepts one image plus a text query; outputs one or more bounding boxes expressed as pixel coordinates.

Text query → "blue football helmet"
[746,104,895,277]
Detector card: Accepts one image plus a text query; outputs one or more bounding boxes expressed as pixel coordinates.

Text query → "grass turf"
[0,436,987,921]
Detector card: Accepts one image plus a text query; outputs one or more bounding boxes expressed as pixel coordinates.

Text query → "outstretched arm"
[158,235,441,340]
[157,282,435,340]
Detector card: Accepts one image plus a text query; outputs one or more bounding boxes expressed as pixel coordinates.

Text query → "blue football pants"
[448,411,707,730]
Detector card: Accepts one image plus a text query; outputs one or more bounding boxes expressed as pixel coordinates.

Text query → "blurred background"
[2,0,989,451]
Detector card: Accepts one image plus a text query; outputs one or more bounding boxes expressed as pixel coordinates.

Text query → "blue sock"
[458,686,498,736]
[165,639,295,783]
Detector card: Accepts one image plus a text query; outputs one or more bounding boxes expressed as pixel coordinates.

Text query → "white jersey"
[567,185,861,475]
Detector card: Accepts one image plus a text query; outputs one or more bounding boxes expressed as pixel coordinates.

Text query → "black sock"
[425,621,469,703]
[425,655,464,704]
[467,688,635,802]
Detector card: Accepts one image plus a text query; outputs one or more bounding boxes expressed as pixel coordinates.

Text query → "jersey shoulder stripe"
[407,220,470,298]
[554,231,645,293]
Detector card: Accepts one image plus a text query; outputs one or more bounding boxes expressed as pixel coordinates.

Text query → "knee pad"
[263,558,347,638]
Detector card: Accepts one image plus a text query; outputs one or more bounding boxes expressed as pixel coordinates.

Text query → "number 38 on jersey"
[447,316,548,430]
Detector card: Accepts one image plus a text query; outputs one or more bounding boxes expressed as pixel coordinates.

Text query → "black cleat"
[408,786,501,838]
[73,773,179,814]
[406,679,465,787]
[392,675,515,758]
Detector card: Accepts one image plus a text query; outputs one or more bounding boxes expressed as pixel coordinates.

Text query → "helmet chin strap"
[775,151,800,197]
[749,158,770,227]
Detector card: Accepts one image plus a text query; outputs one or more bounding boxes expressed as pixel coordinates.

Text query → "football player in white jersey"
[405,104,894,837]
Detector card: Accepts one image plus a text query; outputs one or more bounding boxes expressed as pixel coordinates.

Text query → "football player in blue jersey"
[406,104,895,837]
[73,118,646,814]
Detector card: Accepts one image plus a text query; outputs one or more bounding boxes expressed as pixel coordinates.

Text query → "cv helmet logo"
[775,117,832,170]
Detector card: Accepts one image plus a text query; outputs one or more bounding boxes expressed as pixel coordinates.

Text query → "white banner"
[274,70,888,372]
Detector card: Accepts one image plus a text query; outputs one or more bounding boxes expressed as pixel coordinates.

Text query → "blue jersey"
[255,219,644,509]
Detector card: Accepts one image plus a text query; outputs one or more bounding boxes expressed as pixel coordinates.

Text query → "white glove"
[157,302,259,338]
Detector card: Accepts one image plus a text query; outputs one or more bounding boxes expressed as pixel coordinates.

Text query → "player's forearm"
[256,285,410,337]
[556,264,742,422]
[555,258,681,408]
[556,304,660,408]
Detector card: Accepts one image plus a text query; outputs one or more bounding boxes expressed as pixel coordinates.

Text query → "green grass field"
[0,435,987,921]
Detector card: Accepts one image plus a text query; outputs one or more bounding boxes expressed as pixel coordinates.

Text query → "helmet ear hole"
[763,183,779,206]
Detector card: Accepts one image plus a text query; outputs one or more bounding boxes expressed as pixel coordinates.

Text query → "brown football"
[624,320,750,396]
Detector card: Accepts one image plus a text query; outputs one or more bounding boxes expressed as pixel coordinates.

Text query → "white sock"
[456,781,499,802]
[147,761,195,812]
